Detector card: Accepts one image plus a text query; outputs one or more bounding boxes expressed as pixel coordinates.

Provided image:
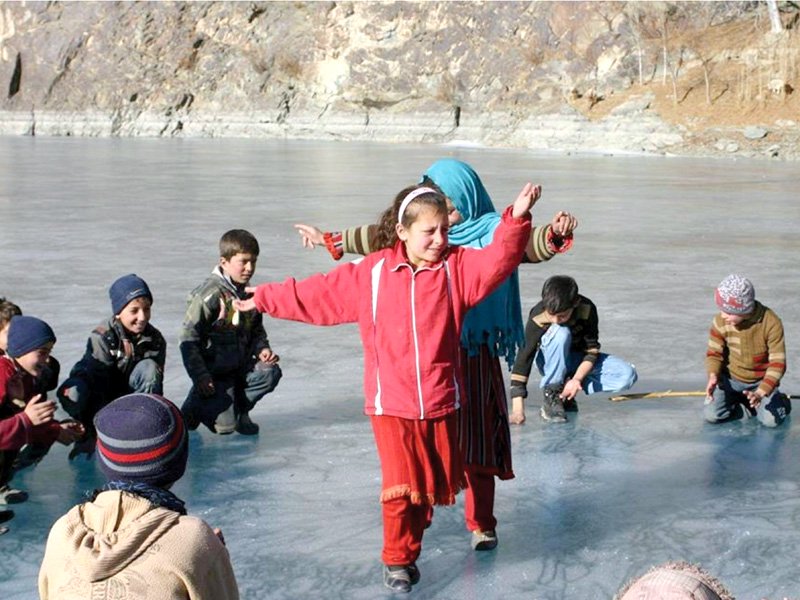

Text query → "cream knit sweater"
[38,490,239,600]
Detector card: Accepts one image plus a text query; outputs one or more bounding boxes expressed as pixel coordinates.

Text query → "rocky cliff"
[0,1,798,159]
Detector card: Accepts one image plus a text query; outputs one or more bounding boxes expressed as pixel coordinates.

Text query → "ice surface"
[0,137,799,599]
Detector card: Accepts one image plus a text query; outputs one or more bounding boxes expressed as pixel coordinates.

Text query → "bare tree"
[766,0,783,32]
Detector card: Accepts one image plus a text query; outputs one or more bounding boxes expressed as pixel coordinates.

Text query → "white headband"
[398,187,438,223]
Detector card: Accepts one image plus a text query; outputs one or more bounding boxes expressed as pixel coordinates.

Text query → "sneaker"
[383,565,412,593]
[0,509,14,523]
[471,529,498,551]
[0,486,28,505]
[235,412,259,436]
[562,397,579,412]
[540,384,567,423]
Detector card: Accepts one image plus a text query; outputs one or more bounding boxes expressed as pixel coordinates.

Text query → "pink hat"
[616,562,733,600]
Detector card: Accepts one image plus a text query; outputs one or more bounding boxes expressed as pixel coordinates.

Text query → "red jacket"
[254,207,530,420]
[0,355,61,450]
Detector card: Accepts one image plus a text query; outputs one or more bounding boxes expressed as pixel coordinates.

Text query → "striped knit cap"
[615,561,733,600]
[95,393,188,487]
[715,274,755,315]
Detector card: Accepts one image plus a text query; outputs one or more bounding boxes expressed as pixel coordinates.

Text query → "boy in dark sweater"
[704,274,790,427]
[509,275,637,423]
[57,274,166,458]
[180,229,281,436]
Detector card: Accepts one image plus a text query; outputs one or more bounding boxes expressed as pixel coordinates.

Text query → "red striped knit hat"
[95,393,188,487]
[715,274,755,315]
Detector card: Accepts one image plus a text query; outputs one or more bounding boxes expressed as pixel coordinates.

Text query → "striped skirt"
[457,345,514,480]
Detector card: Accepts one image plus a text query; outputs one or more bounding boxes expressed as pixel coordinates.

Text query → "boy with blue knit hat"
[704,274,790,427]
[39,392,239,598]
[0,316,85,531]
[0,298,62,493]
[57,274,166,458]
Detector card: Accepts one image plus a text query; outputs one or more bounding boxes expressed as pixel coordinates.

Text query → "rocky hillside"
[0,1,798,159]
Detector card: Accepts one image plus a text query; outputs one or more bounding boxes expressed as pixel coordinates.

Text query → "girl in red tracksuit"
[236,181,539,593]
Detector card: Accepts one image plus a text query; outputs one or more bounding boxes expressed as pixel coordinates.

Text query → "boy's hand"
[705,373,718,399]
[197,376,216,398]
[509,396,526,425]
[294,224,325,249]
[259,348,280,364]
[511,183,542,219]
[743,389,763,408]
[561,378,582,400]
[57,420,86,445]
[234,291,258,313]
[550,211,578,237]
[24,394,56,426]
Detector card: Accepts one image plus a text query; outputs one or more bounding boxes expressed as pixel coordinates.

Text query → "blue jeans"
[535,324,637,393]
[704,374,790,428]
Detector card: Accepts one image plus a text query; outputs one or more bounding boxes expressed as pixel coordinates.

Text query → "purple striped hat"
[95,393,188,487]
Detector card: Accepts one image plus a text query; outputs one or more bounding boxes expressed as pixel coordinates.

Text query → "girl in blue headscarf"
[294,158,577,551]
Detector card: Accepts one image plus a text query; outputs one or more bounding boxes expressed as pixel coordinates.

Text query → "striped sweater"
[325,222,569,263]
[705,301,786,396]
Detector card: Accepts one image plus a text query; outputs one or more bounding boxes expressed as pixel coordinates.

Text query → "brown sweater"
[705,301,786,396]
[39,490,239,600]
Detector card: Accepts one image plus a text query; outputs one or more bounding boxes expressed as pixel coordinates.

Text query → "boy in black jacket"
[58,274,166,457]
[509,275,637,424]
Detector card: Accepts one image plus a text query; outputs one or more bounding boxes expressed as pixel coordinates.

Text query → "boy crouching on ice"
[58,274,166,458]
[0,316,84,528]
[705,274,790,427]
[509,275,637,424]
[180,229,281,435]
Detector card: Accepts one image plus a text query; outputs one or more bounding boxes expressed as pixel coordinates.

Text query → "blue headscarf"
[423,159,524,367]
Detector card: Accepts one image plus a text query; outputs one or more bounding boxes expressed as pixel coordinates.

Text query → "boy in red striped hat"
[39,392,239,599]
[704,274,790,427]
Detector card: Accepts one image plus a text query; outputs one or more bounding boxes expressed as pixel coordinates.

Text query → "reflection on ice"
[1,138,799,599]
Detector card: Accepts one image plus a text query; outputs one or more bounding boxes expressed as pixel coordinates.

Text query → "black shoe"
[383,565,412,593]
[541,384,566,423]
[0,509,14,524]
[235,413,259,435]
[562,398,578,412]
[182,408,200,431]
[407,563,420,586]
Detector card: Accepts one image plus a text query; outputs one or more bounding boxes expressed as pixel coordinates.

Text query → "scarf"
[423,159,524,367]
[88,481,188,515]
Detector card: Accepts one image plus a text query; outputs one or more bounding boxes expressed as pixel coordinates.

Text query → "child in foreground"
[179,229,282,435]
[39,392,239,599]
[235,181,539,593]
[704,274,790,427]
[509,275,637,423]
[58,274,166,458]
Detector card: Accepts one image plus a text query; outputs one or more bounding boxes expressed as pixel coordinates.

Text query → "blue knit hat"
[109,274,153,316]
[95,393,188,487]
[6,315,56,358]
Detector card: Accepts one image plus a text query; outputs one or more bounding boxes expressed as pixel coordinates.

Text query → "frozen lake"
[1,137,799,599]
